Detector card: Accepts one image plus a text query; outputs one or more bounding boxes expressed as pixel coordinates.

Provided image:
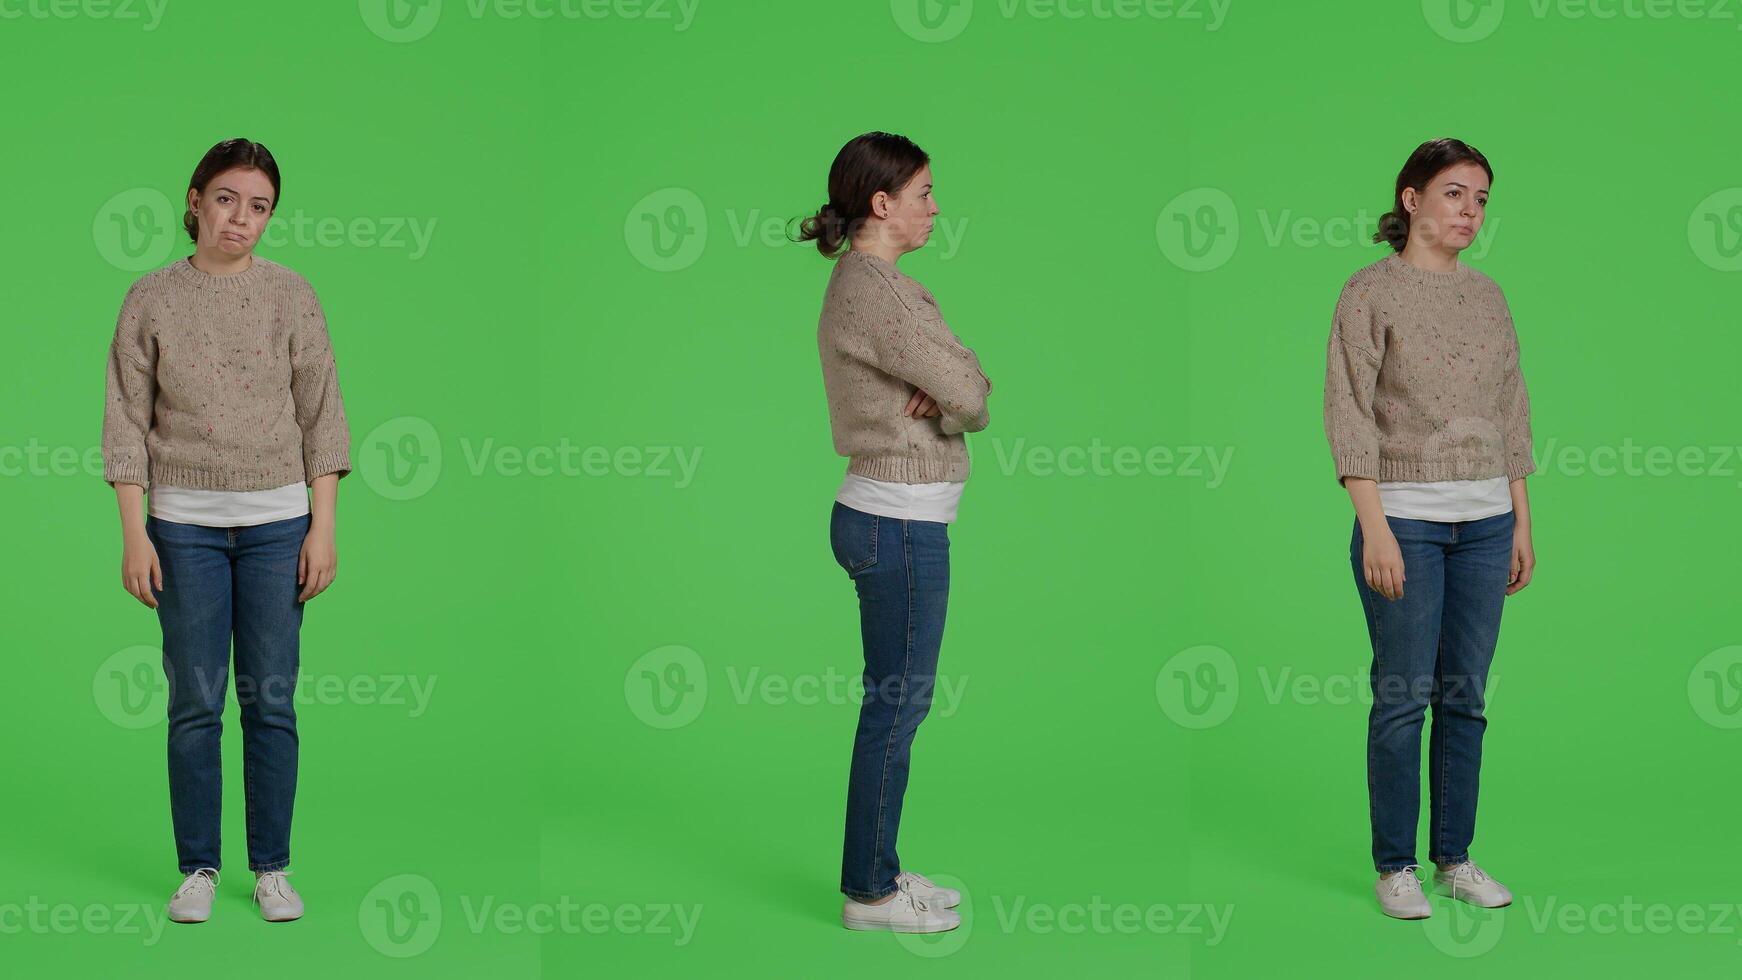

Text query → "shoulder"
[252,255,320,299]
[830,251,930,314]
[123,261,183,301]
[1339,253,1398,297]
[1461,263,1508,302]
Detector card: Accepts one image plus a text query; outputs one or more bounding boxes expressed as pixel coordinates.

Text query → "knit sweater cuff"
[104,458,150,489]
[1334,452,1378,484]
[305,447,353,482]
[1505,456,1536,481]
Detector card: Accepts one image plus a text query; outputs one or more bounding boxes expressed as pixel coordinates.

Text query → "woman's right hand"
[123,531,162,609]
[1362,529,1406,601]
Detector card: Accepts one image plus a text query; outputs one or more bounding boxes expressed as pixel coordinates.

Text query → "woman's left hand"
[904,389,941,419]
[298,521,338,602]
[1506,523,1534,595]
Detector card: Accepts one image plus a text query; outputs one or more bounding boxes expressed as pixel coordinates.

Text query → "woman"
[798,132,992,934]
[101,138,352,924]
[1323,137,1537,920]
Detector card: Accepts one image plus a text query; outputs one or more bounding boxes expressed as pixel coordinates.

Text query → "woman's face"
[869,163,939,252]
[188,166,276,257]
[1403,162,1488,253]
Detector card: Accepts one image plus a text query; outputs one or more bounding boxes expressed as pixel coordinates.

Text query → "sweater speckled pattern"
[101,255,352,491]
[817,249,991,483]
[1323,253,1535,484]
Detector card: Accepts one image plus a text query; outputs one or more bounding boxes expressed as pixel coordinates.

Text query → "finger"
[298,552,307,586]
[904,391,923,416]
[919,397,939,417]
[152,557,163,592]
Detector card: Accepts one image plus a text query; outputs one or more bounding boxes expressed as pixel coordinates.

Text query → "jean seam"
[867,521,914,896]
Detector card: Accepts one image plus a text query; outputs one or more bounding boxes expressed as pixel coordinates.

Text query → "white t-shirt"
[835,471,964,524]
[149,481,310,527]
[1379,476,1512,522]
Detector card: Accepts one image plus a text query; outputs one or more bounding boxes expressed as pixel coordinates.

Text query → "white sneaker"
[1375,865,1432,919]
[842,877,961,933]
[254,870,304,922]
[896,870,961,909]
[168,868,220,923]
[1433,860,1512,908]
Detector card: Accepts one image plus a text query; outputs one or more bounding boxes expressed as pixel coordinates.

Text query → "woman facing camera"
[102,138,352,925]
[797,132,992,934]
[1323,137,1537,920]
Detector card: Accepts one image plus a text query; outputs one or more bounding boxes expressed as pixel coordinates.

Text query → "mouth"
[222,231,246,242]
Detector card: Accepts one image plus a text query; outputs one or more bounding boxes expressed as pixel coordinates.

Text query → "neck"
[850,237,908,267]
[189,246,253,277]
[1397,240,1459,274]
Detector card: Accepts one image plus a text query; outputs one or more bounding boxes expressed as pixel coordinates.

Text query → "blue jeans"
[830,501,950,901]
[1351,510,1515,873]
[147,513,309,873]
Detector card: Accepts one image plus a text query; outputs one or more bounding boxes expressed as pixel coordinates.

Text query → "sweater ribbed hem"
[147,460,318,492]
[1343,456,1520,484]
[849,453,969,484]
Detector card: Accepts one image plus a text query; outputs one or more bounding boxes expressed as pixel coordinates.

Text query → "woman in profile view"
[1323,137,1537,921]
[796,131,992,934]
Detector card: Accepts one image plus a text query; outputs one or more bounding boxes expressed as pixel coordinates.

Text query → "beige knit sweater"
[101,255,352,491]
[1323,253,1535,484]
[817,250,991,483]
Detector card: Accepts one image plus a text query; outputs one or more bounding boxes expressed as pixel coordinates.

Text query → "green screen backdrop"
[3,1,1738,976]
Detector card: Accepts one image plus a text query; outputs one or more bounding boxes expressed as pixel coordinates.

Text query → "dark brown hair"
[1373,138,1493,253]
[183,138,281,244]
[792,132,929,259]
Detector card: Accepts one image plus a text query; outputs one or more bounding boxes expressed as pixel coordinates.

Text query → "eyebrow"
[215,185,273,204]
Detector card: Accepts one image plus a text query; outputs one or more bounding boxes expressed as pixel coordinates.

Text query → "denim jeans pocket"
[830,503,879,575]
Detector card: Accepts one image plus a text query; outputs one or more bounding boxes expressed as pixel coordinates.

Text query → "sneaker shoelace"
[255,870,293,904]
[175,868,220,899]
[1443,861,1490,896]
[897,877,932,913]
[897,871,936,891]
[1382,865,1423,897]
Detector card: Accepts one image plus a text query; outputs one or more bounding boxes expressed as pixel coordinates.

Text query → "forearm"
[115,483,148,540]
[309,473,339,531]
[1343,477,1388,534]
[1509,478,1531,532]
